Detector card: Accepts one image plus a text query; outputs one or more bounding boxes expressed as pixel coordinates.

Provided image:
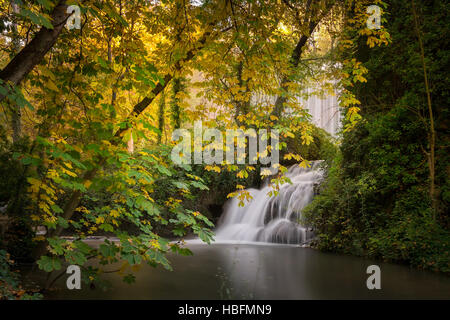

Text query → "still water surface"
[44,243,450,300]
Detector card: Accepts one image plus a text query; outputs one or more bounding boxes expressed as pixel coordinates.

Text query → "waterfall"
[215,162,324,244]
[297,87,341,137]
[251,87,341,136]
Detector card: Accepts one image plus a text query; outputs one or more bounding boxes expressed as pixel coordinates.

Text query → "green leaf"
[37,256,62,272]
[73,241,92,255]
[37,0,53,10]
[122,253,141,265]
[19,8,53,29]
[48,238,66,255]
[57,216,69,228]
[123,273,136,284]
[146,249,171,270]
[65,250,87,265]
[99,223,114,232]
[99,243,118,258]
[190,180,209,190]
[172,181,189,190]
[155,164,172,176]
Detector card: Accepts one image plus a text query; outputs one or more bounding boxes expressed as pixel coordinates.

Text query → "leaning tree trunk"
[0,0,69,103]
[270,0,336,119]
[157,90,166,144]
[32,24,221,261]
[10,0,22,143]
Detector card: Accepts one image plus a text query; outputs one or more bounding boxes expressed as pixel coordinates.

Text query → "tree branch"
[0,0,70,102]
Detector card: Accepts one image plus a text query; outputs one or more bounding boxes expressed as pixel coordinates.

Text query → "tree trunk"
[412,0,437,219]
[271,0,335,119]
[0,0,69,102]
[157,90,165,144]
[32,24,220,262]
[10,0,22,143]
[271,27,315,119]
[32,167,98,260]
[171,77,184,130]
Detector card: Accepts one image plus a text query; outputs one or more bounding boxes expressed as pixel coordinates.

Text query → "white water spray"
[215,162,324,244]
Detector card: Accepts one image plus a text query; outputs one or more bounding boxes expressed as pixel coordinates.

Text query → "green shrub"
[0,250,42,300]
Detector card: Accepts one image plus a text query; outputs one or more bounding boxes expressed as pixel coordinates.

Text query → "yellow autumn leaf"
[84,180,92,188]
[110,209,120,218]
[47,80,59,92]
[95,216,105,224]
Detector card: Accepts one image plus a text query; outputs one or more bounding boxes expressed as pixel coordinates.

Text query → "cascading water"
[215,162,324,244]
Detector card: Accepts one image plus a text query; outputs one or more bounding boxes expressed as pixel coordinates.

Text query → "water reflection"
[44,243,450,300]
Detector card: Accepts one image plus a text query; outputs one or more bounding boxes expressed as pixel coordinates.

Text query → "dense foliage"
[0,250,42,299]
[304,0,449,273]
[2,0,441,300]
[1,0,388,297]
